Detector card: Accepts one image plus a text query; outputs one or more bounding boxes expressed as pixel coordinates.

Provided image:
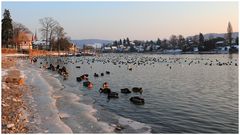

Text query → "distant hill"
[203,32,238,40]
[71,39,113,48]
[188,32,239,40]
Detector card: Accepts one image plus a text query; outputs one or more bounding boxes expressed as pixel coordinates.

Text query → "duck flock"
[32,54,238,105]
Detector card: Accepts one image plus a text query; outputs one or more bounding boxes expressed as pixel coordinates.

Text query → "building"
[16,32,33,51]
[111,46,117,51]
[69,44,78,54]
[32,40,50,50]
[101,46,112,52]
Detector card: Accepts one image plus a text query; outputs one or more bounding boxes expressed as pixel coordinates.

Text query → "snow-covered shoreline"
[17,59,115,133]
[16,59,73,133]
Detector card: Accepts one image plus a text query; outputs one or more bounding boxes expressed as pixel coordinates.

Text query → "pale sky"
[1,1,239,40]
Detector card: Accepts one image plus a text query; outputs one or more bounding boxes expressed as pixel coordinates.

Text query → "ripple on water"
[35,54,238,133]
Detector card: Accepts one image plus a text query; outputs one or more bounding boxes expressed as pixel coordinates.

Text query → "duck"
[63,74,68,80]
[99,88,111,94]
[132,87,143,94]
[83,81,92,87]
[80,74,88,80]
[108,92,119,98]
[121,88,131,94]
[84,74,89,77]
[130,96,144,105]
[94,73,99,77]
[76,77,82,82]
[56,65,60,70]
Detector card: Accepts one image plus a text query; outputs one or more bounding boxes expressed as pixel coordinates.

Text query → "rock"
[7,124,15,128]
[12,98,21,102]
[18,78,24,85]
[52,95,62,99]
[2,103,9,107]
[115,124,124,131]
[59,112,70,119]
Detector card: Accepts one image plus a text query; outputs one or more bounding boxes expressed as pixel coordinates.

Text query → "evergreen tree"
[126,37,130,45]
[227,21,233,46]
[119,39,122,45]
[156,38,161,45]
[199,33,204,46]
[2,9,13,48]
[123,39,126,45]
[150,40,154,44]
[113,40,118,46]
[236,37,239,45]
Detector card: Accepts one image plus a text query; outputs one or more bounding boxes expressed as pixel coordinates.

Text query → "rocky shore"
[1,57,30,133]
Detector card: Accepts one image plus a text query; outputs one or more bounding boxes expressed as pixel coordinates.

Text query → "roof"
[104,47,111,50]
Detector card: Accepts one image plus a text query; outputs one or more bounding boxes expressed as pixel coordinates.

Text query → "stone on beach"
[7,124,15,129]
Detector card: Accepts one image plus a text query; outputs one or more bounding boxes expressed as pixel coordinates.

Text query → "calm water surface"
[37,54,238,133]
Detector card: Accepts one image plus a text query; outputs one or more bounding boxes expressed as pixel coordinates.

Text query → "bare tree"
[54,25,66,54]
[39,17,59,51]
[178,35,185,49]
[169,35,177,49]
[12,22,32,49]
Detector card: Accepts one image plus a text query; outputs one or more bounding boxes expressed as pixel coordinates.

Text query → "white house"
[193,47,199,52]
[215,41,225,46]
[33,40,50,50]
[111,46,117,50]
[101,46,111,52]
[135,45,144,52]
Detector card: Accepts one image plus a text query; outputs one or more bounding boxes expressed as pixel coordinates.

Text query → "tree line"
[1,9,72,51]
[107,22,238,52]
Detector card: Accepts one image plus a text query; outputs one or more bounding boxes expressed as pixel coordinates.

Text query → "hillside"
[203,32,238,39]
[188,32,238,40]
[71,39,113,48]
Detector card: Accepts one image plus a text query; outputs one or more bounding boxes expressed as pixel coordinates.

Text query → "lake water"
[32,53,238,133]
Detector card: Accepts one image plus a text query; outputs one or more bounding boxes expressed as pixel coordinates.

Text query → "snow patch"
[118,117,152,133]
